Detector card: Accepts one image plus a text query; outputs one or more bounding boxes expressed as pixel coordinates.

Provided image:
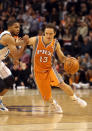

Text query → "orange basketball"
[64,57,79,74]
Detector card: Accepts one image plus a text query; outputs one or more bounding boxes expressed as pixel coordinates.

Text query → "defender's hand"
[22,35,29,45]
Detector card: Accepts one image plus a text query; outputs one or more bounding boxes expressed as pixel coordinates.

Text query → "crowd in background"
[0,0,92,89]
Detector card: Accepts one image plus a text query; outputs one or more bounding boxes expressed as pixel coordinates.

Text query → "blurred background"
[0,0,92,89]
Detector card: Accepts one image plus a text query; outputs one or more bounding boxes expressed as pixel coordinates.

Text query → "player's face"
[44,28,56,42]
[11,23,20,35]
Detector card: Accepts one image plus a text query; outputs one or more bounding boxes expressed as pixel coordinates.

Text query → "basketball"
[64,57,79,74]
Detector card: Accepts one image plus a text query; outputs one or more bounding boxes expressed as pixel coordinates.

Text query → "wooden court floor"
[0,88,92,131]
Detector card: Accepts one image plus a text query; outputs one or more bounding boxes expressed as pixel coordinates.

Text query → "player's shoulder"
[0,31,11,40]
[54,38,59,43]
[0,31,11,37]
[54,39,59,47]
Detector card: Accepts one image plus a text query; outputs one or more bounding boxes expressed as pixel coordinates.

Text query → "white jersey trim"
[0,31,11,40]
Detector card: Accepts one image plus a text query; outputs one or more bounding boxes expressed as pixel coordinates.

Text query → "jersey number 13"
[40,56,48,63]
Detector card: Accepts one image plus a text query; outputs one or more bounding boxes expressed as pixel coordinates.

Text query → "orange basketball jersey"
[14,36,19,42]
[33,36,57,72]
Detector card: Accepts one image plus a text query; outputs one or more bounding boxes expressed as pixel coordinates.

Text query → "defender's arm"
[1,34,27,59]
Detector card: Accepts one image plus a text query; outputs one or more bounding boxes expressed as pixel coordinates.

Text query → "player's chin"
[15,32,19,35]
[47,38,52,41]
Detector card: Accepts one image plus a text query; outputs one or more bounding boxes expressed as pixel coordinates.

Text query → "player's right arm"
[28,37,37,48]
[1,34,27,60]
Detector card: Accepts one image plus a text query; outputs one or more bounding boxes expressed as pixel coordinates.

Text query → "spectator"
[62,28,73,55]
[50,8,59,24]
[80,37,89,55]
[87,30,92,57]
[77,18,88,38]
[11,65,20,88]
[18,62,30,87]
[20,48,31,66]
[22,21,31,35]
[30,13,39,36]
[72,35,82,56]
[27,74,36,89]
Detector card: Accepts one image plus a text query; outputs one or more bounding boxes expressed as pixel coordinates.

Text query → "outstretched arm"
[28,36,37,48]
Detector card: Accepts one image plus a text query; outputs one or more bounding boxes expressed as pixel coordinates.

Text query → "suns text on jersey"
[37,49,51,56]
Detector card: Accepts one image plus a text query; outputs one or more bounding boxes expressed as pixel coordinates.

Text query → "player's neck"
[7,29,14,36]
[42,36,53,45]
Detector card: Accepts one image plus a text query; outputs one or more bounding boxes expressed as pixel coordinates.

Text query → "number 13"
[40,56,48,63]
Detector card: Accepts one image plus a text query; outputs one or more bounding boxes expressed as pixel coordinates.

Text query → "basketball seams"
[64,57,79,74]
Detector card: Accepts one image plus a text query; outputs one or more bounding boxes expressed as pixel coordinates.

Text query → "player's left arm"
[55,42,66,63]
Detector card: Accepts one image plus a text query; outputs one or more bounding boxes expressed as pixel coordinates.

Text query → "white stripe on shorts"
[0,61,11,79]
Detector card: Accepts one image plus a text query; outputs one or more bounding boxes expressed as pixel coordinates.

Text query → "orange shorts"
[34,67,63,101]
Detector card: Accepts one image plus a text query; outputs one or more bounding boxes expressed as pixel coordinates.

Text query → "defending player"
[0,19,28,111]
[28,23,87,113]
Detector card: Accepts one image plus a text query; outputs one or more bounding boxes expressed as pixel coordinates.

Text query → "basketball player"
[0,20,28,111]
[28,23,87,113]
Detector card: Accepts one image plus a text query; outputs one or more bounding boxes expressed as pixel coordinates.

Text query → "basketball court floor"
[0,88,92,131]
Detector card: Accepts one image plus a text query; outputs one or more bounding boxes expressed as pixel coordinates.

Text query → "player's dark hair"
[7,19,18,27]
[44,23,56,32]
